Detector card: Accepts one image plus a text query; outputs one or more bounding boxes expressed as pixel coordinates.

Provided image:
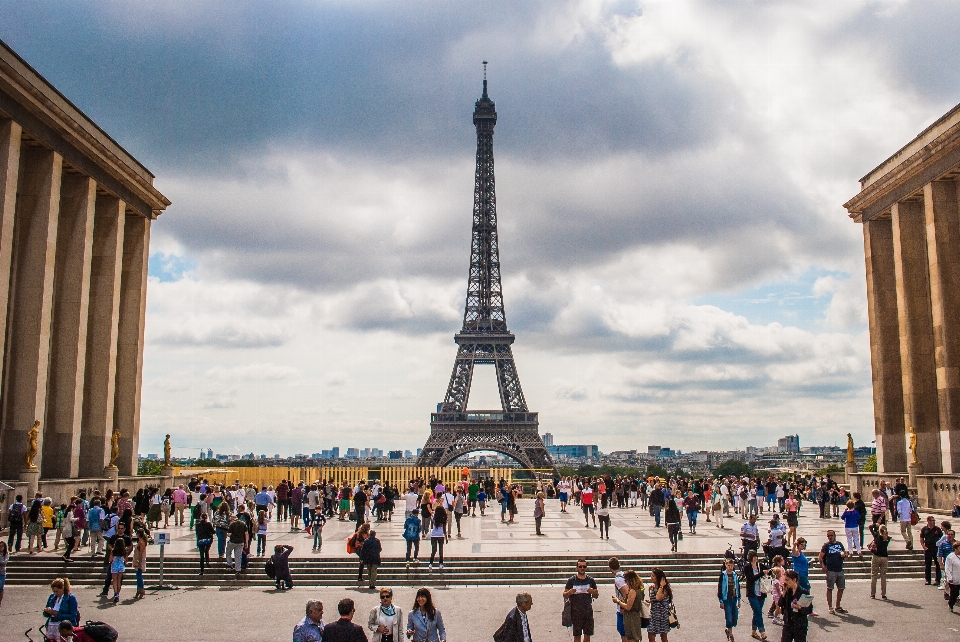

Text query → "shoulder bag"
[561,597,572,627]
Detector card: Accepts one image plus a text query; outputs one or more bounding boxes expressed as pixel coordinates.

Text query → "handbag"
[910,510,919,526]
[668,602,679,629]
[759,575,773,594]
[561,597,572,627]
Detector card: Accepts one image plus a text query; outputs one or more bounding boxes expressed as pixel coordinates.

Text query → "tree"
[192,458,221,467]
[646,463,669,479]
[137,459,162,476]
[712,459,753,478]
[815,464,844,476]
[862,454,877,472]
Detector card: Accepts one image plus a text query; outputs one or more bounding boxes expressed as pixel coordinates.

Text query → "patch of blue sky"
[694,268,847,331]
[149,252,196,282]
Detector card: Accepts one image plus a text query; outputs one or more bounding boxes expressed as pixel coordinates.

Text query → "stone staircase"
[4,550,927,588]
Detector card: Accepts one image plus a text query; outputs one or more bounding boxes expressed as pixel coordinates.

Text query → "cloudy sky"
[4,0,958,458]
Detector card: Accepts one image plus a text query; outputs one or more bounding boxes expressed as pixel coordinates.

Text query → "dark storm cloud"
[0,1,728,172]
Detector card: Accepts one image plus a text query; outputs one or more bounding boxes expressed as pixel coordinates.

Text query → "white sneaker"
[428,564,433,570]
[439,564,445,569]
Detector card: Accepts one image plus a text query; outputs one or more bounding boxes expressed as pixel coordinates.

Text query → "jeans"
[89,530,104,555]
[313,528,322,549]
[216,528,227,556]
[430,536,444,565]
[199,542,211,572]
[722,597,739,629]
[598,515,609,538]
[535,516,543,535]
[136,568,144,590]
[6,523,22,552]
[652,505,662,526]
[225,541,244,571]
[844,527,861,554]
[687,510,698,529]
[257,533,266,556]
[406,539,420,561]
[747,594,765,632]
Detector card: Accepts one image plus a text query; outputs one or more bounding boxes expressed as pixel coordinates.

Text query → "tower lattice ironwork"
[417,68,553,470]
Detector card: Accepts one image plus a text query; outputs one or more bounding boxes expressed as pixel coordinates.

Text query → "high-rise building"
[331,447,340,459]
[777,435,800,453]
[542,433,554,447]
[207,448,213,459]
[346,448,359,459]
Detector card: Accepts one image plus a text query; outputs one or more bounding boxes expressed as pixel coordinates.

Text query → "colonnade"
[0,119,150,479]
[858,180,960,476]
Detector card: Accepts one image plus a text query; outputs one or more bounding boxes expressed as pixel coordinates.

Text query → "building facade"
[0,40,169,484]
[845,102,960,509]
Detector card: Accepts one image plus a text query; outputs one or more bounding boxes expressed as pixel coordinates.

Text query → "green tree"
[815,463,844,476]
[712,459,753,478]
[862,454,877,472]
[646,463,669,478]
[137,459,161,476]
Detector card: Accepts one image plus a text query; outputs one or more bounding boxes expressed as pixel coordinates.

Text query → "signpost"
[149,531,177,590]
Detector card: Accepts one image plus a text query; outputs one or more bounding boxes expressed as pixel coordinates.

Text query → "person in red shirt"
[582,484,596,529]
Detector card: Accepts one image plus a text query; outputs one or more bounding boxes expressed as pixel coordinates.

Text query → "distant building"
[346,448,359,459]
[404,450,413,458]
[331,447,340,459]
[542,433,554,447]
[547,445,599,459]
[389,450,403,459]
[207,448,213,459]
[648,445,674,458]
[778,435,800,453]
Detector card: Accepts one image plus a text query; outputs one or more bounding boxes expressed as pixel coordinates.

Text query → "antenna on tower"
[482,60,488,96]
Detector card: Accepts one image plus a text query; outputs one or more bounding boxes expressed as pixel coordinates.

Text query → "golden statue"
[908,426,918,466]
[846,433,855,464]
[24,420,40,469]
[109,426,121,468]
[163,434,172,466]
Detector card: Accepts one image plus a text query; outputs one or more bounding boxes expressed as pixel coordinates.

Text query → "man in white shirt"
[403,488,419,515]
[896,492,915,550]
[741,514,760,554]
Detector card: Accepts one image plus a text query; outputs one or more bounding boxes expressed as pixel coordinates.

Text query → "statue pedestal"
[160,465,176,479]
[19,467,39,500]
[103,465,119,486]
[908,462,922,489]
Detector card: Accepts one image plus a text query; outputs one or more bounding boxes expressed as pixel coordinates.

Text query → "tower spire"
[482,60,488,97]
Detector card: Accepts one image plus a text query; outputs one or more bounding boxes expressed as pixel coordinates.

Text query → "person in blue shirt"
[254,487,272,517]
[840,500,862,555]
[42,577,79,627]
[477,490,487,516]
[791,538,810,592]
[403,511,421,567]
[717,558,741,642]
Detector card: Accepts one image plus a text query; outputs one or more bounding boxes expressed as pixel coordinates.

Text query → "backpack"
[346,534,358,555]
[83,621,118,642]
[265,558,276,579]
[8,502,23,523]
[403,517,420,541]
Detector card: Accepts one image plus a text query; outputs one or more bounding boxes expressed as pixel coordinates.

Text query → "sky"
[4,0,959,459]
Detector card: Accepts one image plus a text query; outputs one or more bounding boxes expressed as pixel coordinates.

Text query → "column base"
[103,465,119,486]
[19,467,39,499]
[160,465,175,478]
[908,462,922,489]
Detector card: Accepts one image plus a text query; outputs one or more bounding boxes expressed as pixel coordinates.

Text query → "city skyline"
[5,2,959,455]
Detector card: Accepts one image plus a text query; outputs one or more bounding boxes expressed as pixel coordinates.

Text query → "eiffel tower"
[417,66,553,470]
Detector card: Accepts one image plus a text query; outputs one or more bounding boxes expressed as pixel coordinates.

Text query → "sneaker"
[439,564,444,569]
[405,562,410,568]
[413,558,420,565]
[113,595,119,603]
[827,608,835,615]
[835,606,847,614]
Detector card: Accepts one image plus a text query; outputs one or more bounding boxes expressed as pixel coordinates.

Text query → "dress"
[622,588,647,639]
[25,519,43,538]
[648,595,671,635]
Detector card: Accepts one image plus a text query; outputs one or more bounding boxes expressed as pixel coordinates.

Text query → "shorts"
[582,504,594,515]
[616,611,625,636]
[572,611,595,637]
[825,570,845,590]
[559,492,568,503]
[468,499,477,507]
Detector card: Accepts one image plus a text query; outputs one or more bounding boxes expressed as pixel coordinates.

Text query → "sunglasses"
[380,595,392,599]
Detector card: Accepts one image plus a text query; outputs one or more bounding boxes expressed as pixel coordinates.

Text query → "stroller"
[28,620,117,642]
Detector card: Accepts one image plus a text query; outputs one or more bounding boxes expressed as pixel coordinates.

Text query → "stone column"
[923,179,960,474]
[42,175,96,478]
[863,218,906,473]
[114,215,150,476]
[0,148,62,480]
[0,120,21,377]
[79,195,125,477]
[891,199,942,473]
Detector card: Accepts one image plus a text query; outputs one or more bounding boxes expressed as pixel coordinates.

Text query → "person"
[664,499,681,552]
[87,498,105,556]
[477,487,487,516]
[368,587,403,642]
[840,500,862,555]
[597,494,611,540]
[403,509,421,567]
[429,504,447,570]
[682,490,699,534]
[743,551,768,641]
[937,527,955,591]
[361,529,382,589]
[195,512,214,575]
[468,479,480,517]
[7,495,27,553]
[225,513,249,574]
[132,528,147,600]
[60,501,76,561]
[868,523,890,599]
[255,509,268,556]
[779,570,812,642]
[895,491,914,550]
[612,570,648,642]
[0,541,7,608]
[609,557,627,642]
[920,515,944,586]
[818,529,848,614]
[718,558,741,642]
[99,520,132,598]
[495,592,534,642]
[791,538,810,593]
[294,600,325,642]
[172,484,188,526]
[563,558,599,642]
[647,568,673,642]
[649,484,665,528]
[534,491,546,536]
[869,488,887,527]
[559,477,571,513]
[108,534,127,602]
[324,598,368,642]
[24,500,44,554]
[581,483,596,528]
[945,541,960,612]
[43,578,79,628]
[406,588,446,642]
[784,492,799,546]
[740,514,759,556]
[852,492,868,548]
[272,544,294,590]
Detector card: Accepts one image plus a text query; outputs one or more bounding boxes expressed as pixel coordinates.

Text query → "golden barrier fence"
[172,465,549,489]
